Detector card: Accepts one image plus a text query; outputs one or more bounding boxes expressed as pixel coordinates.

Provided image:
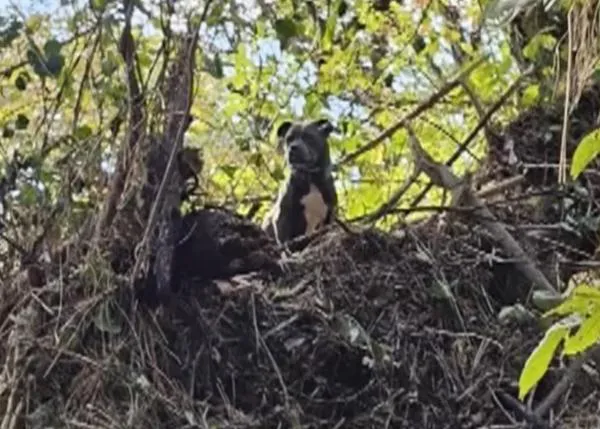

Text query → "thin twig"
[409,66,534,209]
[405,126,558,295]
[334,57,485,169]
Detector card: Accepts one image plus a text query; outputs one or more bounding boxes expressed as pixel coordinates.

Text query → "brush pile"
[2,85,600,429]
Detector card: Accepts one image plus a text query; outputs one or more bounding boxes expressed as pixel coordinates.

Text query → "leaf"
[74,125,92,140]
[221,165,238,178]
[27,48,47,77]
[26,39,64,79]
[522,33,556,61]
[45,54,65,77]
[43,38,62,56]
[0,18,23,49]
[206,2,225,26]
[322,0,343,51]
[272,165,285,181]
[543,294,590,318]
[563,309,600,355]
[571,129,600,179]
[15,114,29,130]
[571,283,600,300]
[274,18,297,49]
[521,84,540,107]
[90,0,108,11]
[518,323,569,400]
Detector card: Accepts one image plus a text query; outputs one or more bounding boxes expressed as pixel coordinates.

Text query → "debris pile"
[2,91,600,429]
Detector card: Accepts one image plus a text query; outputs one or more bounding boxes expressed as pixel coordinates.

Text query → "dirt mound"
[2,89,600,428]
[1,211,597,428]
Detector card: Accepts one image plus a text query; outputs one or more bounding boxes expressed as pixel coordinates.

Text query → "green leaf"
[322,0,343,51]
[45,54,65,77]
[571,129,600,179]
[74,125,92,140]
[543,294,590,318]
[522,33,557,61]
[248,153,261,167]
[272,165,285,181]
[15,114,29,130]
[274,18,297,49]
[27,48,47,77]
[521,84,540,107]
[0,18,23,49]
[90,0,108,11]
[221,165,238,178]
[26,39,64,79]
[206,2,225,26]
[518,323,569,400]
[563,310,600,355]
[571,283,600,300]
[43,38,62,56]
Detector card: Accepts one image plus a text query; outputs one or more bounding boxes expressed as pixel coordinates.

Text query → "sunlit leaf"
[518,323,569,400]
[521,84,540,107]
[74,125,93,140]
[523,33,556,61]
[563,309,600,355]
[571,129,600,180]
[323,0,343,51]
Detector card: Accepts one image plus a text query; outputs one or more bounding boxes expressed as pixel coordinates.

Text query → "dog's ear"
[312,118,336,138]
[275,121,292,152]
[276,121,293,140]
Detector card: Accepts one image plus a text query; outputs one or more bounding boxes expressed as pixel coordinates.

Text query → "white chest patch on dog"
[301,184,328,234]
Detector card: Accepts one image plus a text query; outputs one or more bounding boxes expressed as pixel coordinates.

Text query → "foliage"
[571,128,600,180]
[0,0,527,236]
[518,281,600,400]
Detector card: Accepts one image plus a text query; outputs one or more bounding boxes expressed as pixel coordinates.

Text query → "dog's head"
[275,119,336,173]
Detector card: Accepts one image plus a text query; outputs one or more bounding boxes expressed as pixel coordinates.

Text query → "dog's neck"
[289,164,332,180]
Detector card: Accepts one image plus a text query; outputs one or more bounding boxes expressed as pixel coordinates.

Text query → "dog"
[262,118,338,245]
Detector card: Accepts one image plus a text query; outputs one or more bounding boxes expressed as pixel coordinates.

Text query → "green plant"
[518,282,600,400]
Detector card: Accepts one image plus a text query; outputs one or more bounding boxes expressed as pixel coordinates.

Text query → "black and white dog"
[262,119,338,245]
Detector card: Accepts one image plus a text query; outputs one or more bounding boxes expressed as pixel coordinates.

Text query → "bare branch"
[334,57,486,169]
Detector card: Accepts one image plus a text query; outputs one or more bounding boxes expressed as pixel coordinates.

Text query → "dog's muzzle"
[287,141,315,166]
